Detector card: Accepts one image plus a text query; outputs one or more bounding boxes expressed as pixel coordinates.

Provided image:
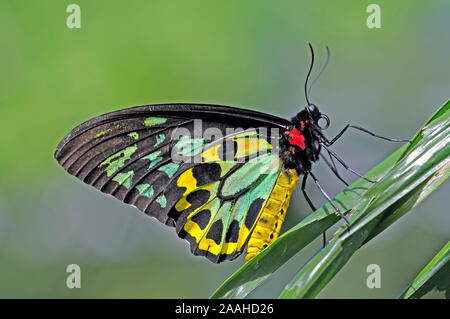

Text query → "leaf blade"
[398,241,450,299]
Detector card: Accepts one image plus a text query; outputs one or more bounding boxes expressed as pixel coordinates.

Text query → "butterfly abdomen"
[245,169,299,262]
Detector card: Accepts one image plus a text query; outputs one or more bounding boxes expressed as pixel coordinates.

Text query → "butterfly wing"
[173,135,283,262]
[55,103,288,263]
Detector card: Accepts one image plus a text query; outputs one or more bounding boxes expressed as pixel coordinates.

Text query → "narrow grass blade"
[398,241,450,299]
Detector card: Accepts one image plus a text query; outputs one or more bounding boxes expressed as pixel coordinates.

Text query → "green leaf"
[398,241,450,299]
[210,147,407,299]
[211,100,449,299]
[279,100,449,299]
[211,201,345,298]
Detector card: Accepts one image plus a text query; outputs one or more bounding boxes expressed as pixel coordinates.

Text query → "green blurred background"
[0,0,448,298]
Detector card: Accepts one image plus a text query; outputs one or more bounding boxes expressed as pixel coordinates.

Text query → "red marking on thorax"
[285,127,305,150]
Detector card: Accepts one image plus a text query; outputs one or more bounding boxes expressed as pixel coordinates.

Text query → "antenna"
[304,43,315,106]
[308,45,330,98]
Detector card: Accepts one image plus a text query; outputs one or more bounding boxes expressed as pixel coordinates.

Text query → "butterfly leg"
[301,174,327,247]
[322,124,410,146]
[320,143,376,183]
[308,172,350,225]
[319,152,349,187]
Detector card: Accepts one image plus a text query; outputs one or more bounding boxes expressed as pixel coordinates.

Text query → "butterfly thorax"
[280,109,322,175]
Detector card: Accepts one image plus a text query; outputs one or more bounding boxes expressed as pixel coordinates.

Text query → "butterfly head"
[291,103,329,132]
[305,103,330,130]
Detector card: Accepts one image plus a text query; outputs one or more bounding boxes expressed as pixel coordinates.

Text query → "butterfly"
[54,44,406,263]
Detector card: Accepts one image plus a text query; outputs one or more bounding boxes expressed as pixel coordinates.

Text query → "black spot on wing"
[192,163,221,187]
[170,188,211,226]
[186,189,210,208]
[225,220,240,243]
[244,198,265,230]
[205,220,223,245]
[190,209,211,230]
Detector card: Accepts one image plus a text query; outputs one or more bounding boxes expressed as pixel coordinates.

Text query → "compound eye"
[318,114,330,129]
[308,104,319,116]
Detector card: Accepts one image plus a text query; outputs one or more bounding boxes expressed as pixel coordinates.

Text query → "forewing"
[55,104,285,262]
